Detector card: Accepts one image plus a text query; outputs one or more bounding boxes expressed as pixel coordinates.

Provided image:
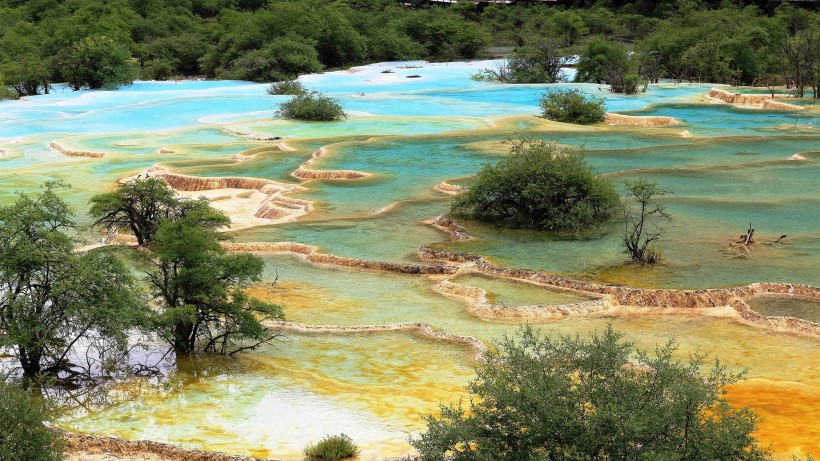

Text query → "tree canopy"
[412,326,773,461]
[451,140,619,235]
[0,182,146,377]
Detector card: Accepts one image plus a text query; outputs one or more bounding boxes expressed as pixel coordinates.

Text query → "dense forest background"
[0,0,818,98]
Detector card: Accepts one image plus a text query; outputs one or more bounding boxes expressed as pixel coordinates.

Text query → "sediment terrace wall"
[49,141,106,158]
[604,113,677,126]
[418,246,820,309]
[63,433,270,461]
[223,241,458,275]
[433,181,465,195]
[436,280,610,319]
[268,320,488,360]
[707,88,802,110]
[292,167,371,180]
[730,298,820,337]
[160,173,280,192]
[432,215,471,240]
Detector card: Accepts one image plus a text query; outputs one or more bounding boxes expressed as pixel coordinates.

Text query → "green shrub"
[267,80,308,96]
[304,434,360,461]
[412,326,773,461]
[538,88,606,125]
[277,92,346,122]
[0,86,20,100]
[451,140,619,235]
[0,383,63,461]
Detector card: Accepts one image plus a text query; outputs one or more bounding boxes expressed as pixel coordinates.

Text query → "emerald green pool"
[1,61,817,460]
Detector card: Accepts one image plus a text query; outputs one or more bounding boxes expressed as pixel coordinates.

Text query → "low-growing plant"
[451,139,619,235]
[304,434,360,461]
[277,91,346,122]
[267,80,308,96]
[539,88,606,125]
[0,383,64,461]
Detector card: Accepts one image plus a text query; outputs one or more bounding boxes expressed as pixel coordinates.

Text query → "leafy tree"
[0,182,145,377]
[277,91,346,122]
[451,140,619,235]
[412,326,773,461]
[89,177,230,246]
[622,177,671,264]
[59,35,139,90]
[148,212,284,355]
[539,88,606,125]
[576,37,645,94]
[0,383,63,461]
[227,37,323,82]
[475,36,571,84]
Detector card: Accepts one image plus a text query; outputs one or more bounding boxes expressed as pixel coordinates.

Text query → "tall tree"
[0,182,145,378]
[59,35,139,90]
[148,211,284,356]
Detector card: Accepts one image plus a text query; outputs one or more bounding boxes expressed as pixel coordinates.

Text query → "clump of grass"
[303,434,361,461]
[277,91,346,122]
[267,80,308,95]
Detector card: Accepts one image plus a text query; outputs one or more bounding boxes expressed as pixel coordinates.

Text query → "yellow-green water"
[1,61,817,459]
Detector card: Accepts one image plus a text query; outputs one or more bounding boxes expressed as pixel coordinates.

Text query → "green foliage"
[538,88,606,125]
[576,36,645,94]
[267,80,308,96]
[277,92,346,122]
[0,383,63,461]
[412,325,773,461]
[226,37,324,82]
[451,140,619,234]
[304,434,361,461]
[148,212,284,355]
[59,35,139,90]
[622,177,671,264]
[0,182,146,377]
[89,177,230,247]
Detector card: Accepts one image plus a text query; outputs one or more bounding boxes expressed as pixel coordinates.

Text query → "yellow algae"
[727,380,820,460]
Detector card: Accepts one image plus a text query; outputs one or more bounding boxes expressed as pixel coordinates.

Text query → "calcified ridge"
[49,141,106,158]
[707,88,803,110]
[292,146,372,180]
[435,279,610,320]
[604,113,678,126]
[63,433,270,461]
[132,167,312,226]
[266,320,488,361]
[433,181,465,195]
[222,238,819,337]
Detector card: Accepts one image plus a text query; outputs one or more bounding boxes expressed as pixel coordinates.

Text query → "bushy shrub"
[538,88,606,124]
[412,326,773,461]
[267,80,308,96]
[277,92,346,122]
[304,434,360,461]
[0,383,63,461]
[451,140,619,235]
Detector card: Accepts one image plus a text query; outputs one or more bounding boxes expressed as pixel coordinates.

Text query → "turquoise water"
[2,60,818,460]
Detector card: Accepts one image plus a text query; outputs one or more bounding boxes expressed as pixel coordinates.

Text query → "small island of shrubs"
[451,140,619,235]
[276,91,347,122]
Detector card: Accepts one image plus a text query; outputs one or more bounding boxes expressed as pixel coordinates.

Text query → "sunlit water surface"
[1,60,818,459]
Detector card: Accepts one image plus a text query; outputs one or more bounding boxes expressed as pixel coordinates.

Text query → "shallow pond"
[1,60,817,460]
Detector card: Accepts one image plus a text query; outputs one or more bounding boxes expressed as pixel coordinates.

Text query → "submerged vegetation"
[413,326,773,461]
[622,178,671,264]
[451,140,619,235]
